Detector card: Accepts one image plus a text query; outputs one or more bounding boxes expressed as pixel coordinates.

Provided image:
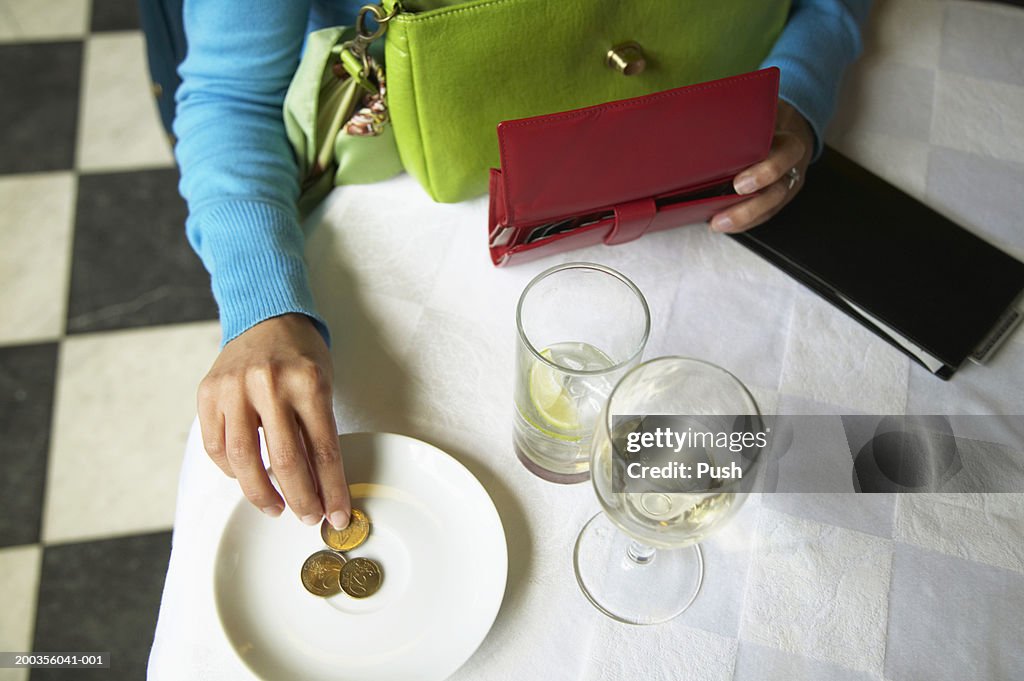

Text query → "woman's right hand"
[197,313,352,530]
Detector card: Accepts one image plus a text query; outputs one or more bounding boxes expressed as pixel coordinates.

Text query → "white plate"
[214,433,508,681]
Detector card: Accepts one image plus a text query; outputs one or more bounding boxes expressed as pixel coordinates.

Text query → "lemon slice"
[529,348,579,433]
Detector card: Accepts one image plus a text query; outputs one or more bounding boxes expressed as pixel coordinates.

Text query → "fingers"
[198,314,346,523]
[197,380,232,478]
[298,399,351,531]
[732,131,807,196]
[710,180,791,234]
[711,130,809,234]
[204,367,346,527]
[224,404,285,516]
[258,400,325,525]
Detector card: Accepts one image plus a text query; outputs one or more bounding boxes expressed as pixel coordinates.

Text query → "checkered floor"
[1,2,221,679]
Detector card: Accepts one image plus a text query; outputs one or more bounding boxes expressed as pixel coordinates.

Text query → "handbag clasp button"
[606,42,646,76]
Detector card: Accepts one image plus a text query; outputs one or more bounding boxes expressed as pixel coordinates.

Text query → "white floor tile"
[0,0,88,43]
[930,71,1024,164]
[43,321,220,544]
[76,32,175,171]
[0,172,75,345]
[740,508,893,676]
[0,544,41,681]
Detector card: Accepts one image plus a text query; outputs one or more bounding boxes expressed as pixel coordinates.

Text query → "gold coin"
[300,550,346,597]
[340,557,383,598]
[320,508,370,551]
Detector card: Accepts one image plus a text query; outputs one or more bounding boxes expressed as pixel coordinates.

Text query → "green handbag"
[369,0,791,203]
[284,26,404,217]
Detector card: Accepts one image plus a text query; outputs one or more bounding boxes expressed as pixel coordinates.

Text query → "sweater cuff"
[190,200,330,347]
[765,56,829,161]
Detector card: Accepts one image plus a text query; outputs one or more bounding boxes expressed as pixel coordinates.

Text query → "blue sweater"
[174,0,871,346]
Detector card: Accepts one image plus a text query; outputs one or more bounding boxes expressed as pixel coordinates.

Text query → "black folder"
[731,147,1024,379]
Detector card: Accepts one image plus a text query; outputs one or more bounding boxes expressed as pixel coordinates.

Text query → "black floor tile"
[67,169,218,334]
[0,42,82,174]
[32,531,172,681]
[91,0,141,32]
[0,343,58,548]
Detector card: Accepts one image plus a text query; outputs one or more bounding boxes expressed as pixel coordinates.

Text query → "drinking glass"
[514,262,650,483]
[574,356,764,624]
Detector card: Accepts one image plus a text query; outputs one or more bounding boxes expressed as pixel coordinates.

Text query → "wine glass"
[573,356,764,624]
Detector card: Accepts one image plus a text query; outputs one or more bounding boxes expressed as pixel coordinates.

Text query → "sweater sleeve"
[760,0,872,158]
[173,0,330,346]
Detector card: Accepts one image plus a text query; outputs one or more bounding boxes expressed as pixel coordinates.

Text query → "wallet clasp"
[605,197,656,245]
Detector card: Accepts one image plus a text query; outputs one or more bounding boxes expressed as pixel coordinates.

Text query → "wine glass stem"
[627,540,656,565]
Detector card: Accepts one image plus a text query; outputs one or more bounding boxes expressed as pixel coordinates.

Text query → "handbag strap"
[340,4,398,89]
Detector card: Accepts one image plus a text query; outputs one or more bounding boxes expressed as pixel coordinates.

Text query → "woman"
[141,0,870,532]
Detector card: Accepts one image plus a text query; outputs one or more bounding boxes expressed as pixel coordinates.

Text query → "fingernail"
[329,511,350,530]
[262,505,283,517]
[735,175,757,195]
[711,215,733,233]
[301,514,322,526]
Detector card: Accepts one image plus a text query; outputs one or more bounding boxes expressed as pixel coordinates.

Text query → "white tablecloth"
[149,2,1024,679]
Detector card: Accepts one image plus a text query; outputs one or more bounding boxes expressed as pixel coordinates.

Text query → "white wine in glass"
[575,357,764,624]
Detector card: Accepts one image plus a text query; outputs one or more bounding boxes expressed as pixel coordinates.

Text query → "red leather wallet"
[487,67,780,266]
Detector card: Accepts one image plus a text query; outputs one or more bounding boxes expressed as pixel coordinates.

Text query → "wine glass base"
[574,512,703,625]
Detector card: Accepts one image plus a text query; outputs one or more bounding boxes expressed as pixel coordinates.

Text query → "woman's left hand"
[710,100,814,233]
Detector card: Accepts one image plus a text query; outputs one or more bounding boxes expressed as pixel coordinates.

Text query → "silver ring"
[786,166,800,190]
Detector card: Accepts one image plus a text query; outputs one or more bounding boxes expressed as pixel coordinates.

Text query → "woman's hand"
[710,100,814,233]
[197,313,351,529]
